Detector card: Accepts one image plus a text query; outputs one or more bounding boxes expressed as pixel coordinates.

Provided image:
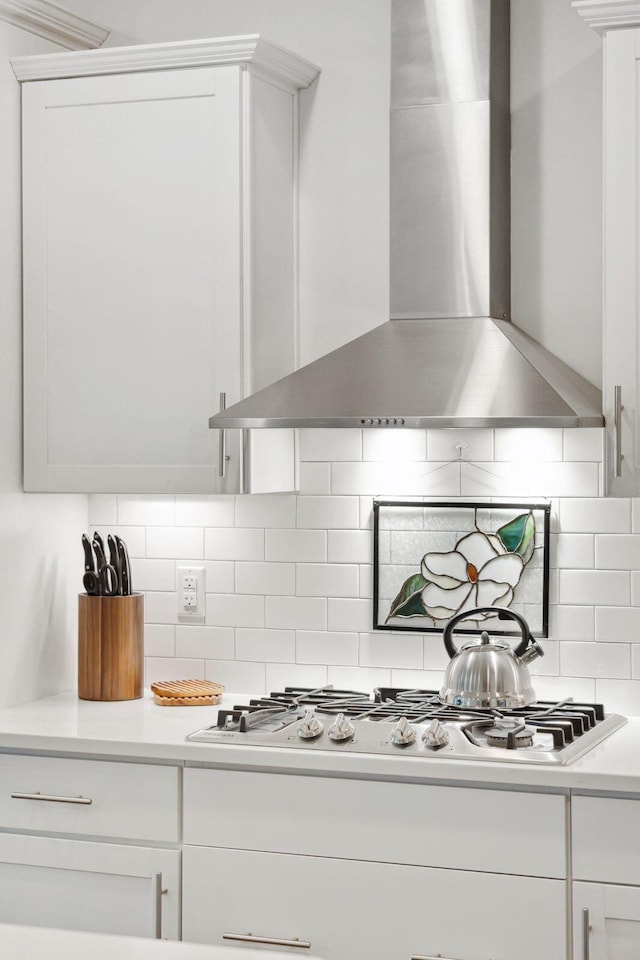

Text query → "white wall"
[511,0,603,388]
[61,0,392,367]
[0,19,87,707]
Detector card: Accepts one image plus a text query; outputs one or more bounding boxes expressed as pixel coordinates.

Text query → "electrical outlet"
[177,566,205,624]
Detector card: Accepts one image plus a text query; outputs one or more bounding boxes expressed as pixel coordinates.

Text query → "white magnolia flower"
[420,531,524,620]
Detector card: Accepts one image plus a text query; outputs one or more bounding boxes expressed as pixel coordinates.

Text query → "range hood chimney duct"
[209,0,603,431]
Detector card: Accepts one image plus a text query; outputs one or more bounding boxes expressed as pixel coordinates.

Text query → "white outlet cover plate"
[177,565,205,624]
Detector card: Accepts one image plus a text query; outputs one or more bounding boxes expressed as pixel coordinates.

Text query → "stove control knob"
[328,712,355,742]
[422,718,449,750]
[297,708,324,740]
[389,716,417,746]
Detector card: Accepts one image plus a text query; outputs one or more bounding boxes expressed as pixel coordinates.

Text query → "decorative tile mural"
[373,500,550,636]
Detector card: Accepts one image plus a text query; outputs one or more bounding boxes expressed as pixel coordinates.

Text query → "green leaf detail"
[496,511,536,563]
[386,573,427,621]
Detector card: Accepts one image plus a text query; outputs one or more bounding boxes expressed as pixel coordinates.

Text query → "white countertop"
[0,923,321,960]
[0,691,638,794]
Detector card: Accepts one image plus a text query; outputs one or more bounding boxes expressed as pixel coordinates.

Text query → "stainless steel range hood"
[210,0,603,432]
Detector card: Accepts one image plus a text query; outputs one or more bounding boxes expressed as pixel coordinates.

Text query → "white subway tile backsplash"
[561,641,630,679]
[494,428,563,462]
[461,461,599,498]
[595,678,640,715]
[327,598,372,632]
[119,495,176,526]
[205,659,266,694]
[236,562,296,596]
[175,496,234,527]
[297,563,358,598]
[560,570,630,606]
[88,494,118,526]
[235,494,296,529]
[145,657,204,686]
[266,662,328,690]
[147,527,203,560]
[175,625,235,660]
[332,461,460,496]
[595,534,640,570]
[563,428,604,462]
[427,429,494,463]
[549,605,594,641]
[298,462,332,495]
[560,498,631,533]
[359,632,423,669]
[236,628,295,662]
[130,559,176,592]
[297,496,360,529]
[551,533,594,569]
[205,528,264,561]
[362,430,426,462]
[295,630,359,665]
[327,530,372,563]
[266,529,327,563]
[299,428,362,461]
[266,596,327,631]
[123,428,640,705]
[206,593,265,628]
[144,624,175,658]
[596,606,640,642]
[145,592,178,624]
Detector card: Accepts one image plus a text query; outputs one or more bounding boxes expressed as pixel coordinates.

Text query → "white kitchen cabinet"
[0,833,180,939]
[13,38,318,494]
[182,846,566,960]
[575,6,640,493]
[573,882,640,960]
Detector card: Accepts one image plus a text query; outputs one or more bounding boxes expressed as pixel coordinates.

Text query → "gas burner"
[484,718,536,749]
[186,685,627,766]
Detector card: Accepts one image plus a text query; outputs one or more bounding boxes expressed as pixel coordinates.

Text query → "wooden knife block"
[78,593,144,701]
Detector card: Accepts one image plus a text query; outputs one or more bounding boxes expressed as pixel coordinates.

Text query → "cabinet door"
[0,833,180,939]
[23,66,243,494]
[574,882,640,960]
[602,27,640,494]
[183,846,566,960]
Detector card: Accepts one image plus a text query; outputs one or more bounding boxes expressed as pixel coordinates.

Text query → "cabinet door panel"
[183,846,566,960]
[23,67,242,493]
[0,834,180,939]
[574,882,640,960]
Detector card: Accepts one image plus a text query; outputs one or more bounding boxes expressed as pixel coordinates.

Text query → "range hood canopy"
[210,0,603,432]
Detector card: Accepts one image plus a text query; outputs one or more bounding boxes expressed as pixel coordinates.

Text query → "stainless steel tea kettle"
[440,607,544,710]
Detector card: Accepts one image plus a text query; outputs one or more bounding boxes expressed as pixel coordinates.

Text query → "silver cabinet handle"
[153,872,167,939]
[582,907,591,960]
[412,956,461,960]
[11,792,92,805]
[614,385,623,478]
[223,934,311,949]
[218,392,227,478]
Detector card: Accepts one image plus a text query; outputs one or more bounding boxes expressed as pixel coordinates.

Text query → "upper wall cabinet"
[13,37,319,494]
[575,1,640,494]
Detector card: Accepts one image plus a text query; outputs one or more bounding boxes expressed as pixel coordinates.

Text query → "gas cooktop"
[186,686,627,766]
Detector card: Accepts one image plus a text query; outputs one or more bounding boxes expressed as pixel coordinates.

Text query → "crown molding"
[11,34,320,91]
[0,0,109,50]
[573,0,640,31]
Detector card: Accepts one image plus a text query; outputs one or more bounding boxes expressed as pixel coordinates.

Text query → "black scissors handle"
[92,536,118,596]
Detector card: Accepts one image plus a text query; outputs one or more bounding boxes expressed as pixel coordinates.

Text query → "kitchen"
[0,0,638,958]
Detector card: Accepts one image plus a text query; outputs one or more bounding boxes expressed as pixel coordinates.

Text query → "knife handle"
[115,536,131,596]
[81,534,95,574]
[107,534,123,595]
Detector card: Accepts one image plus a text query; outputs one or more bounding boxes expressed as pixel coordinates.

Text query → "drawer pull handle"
[223,934,311,949]
[582,907,591,960]
[11,792,92,805]
[614,385,624,478]
[154,872,167,940]
[412,956,462,959]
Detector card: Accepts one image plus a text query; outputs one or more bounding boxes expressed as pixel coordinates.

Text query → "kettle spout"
[520,639,545,665]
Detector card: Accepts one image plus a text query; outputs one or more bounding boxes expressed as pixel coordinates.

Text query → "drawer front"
[0,754,179,842]
[183,846,567,960]
[184,767,567,878]
[573,796,640,884]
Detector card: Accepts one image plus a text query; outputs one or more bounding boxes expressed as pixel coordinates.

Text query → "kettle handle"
[443,607,532,659]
